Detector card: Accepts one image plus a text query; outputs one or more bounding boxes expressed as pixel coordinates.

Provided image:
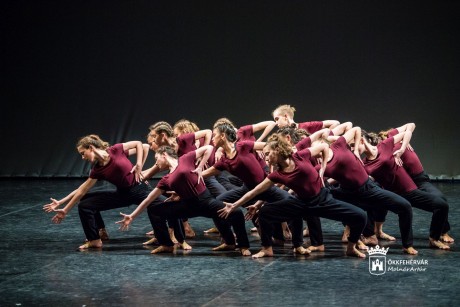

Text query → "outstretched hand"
[116,212,133,231]
[43,198,60,213]
[51,209,67,224]
[245,205,259,221]
[217,202,235,219]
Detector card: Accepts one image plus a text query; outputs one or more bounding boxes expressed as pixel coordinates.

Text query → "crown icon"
[367,245,389,255]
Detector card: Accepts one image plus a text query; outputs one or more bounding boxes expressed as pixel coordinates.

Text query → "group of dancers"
[43,104,454,258]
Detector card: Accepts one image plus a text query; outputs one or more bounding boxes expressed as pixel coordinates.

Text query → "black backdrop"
[1,1,459,178]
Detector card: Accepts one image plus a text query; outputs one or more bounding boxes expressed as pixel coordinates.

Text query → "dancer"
[43,134,186,250]
[312,126,417,254]
[377,123,454,243]
[117,145,251,255]
[218,137,367,258]
[358,129,451,250]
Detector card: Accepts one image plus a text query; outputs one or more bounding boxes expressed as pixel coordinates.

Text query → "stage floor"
[0,179,458,306]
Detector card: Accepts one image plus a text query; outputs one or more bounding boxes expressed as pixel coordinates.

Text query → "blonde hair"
[272,104,296,118]
[265,136,293,160]
[76,134,109,150]
[173,119,199,134]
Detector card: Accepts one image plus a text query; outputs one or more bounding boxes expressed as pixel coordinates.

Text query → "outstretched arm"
[331,121,352,136]
[218,178,274,219]
[116,187,164,230]
[50,178,98,224]
[322,120,340,130]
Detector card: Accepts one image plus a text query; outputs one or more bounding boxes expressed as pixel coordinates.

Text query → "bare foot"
[168,228,179,244]
[306,244,325,252]
[440,233,455,243]
[212,243,236,251]
[99,228,109,241]
[79,239,102,250]
[293,246,311,255]
[357,240,369,251]
[204,227,219,234]
[429,238,450,250]
[403,246,418,255]
[150,245,175,254]
[346,243,366,258]
[361,235,378,246]
[239,248,252,256]
[252,247,274,259]
[183,221,196,239]
[145,230,154,236]
[143,237,158,245]
[341,226,350,243]
[303,227,310,237]
[377,231,396,241]
[178,241,192,250]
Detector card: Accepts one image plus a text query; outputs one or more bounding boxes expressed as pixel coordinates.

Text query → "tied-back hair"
[362,130,380,146]
[156,145,178,159]
[215,123,237,142]
[149,121,174,138]
[213,117,235,129]
[272,104,296,118]
[378,128,392,141]
[77,134,109,150]
[173,119,199,134]
[265,136,293,160]
[276,127,308,145]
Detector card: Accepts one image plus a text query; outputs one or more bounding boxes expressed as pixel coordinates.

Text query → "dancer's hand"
[245,205,258,221]
[218,202,234,219]
[130,163,142,182]
[191,166,204,185]
[116,212,133,231]
[393,149,404,167]
[51,209,67,224]
[43,198,60,213]
[164,191,180,202]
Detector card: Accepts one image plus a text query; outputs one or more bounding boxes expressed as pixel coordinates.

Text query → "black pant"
[330,179,414,248]
[148,189,250,248]
[78,182,183,242]
[258,188,366,247]
[217,184,298,242]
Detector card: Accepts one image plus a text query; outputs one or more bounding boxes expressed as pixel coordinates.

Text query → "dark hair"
[156,146,178,159]
[362,130,380,146]
[214,123,237,142]
[149,121,174,138]
[276,127,308,145]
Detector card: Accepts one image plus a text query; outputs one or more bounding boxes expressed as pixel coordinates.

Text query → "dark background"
[1,1,459,178]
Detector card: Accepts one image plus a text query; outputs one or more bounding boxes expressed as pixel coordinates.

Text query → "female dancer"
[312,126,417,254]
[376,123,454,243]
[359,129,451,250]
[218,137,367,258]
[202,123,298,247]
[117,145,251,256]
[271,104,344,134]
[43,134,184,250]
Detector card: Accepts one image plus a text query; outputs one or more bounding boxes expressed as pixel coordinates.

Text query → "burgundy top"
[295,137,318,166]
[236,125,267,169]
[268,148,322,200]
[363,137,418,194]
[298,121,323,134]
[213,140,267,188]
[324,136,369,189]
[156,151,206,199]
[176,132,203,157]
[388,128,424,176]
[90,143,136,188]
[237,125,255,141]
